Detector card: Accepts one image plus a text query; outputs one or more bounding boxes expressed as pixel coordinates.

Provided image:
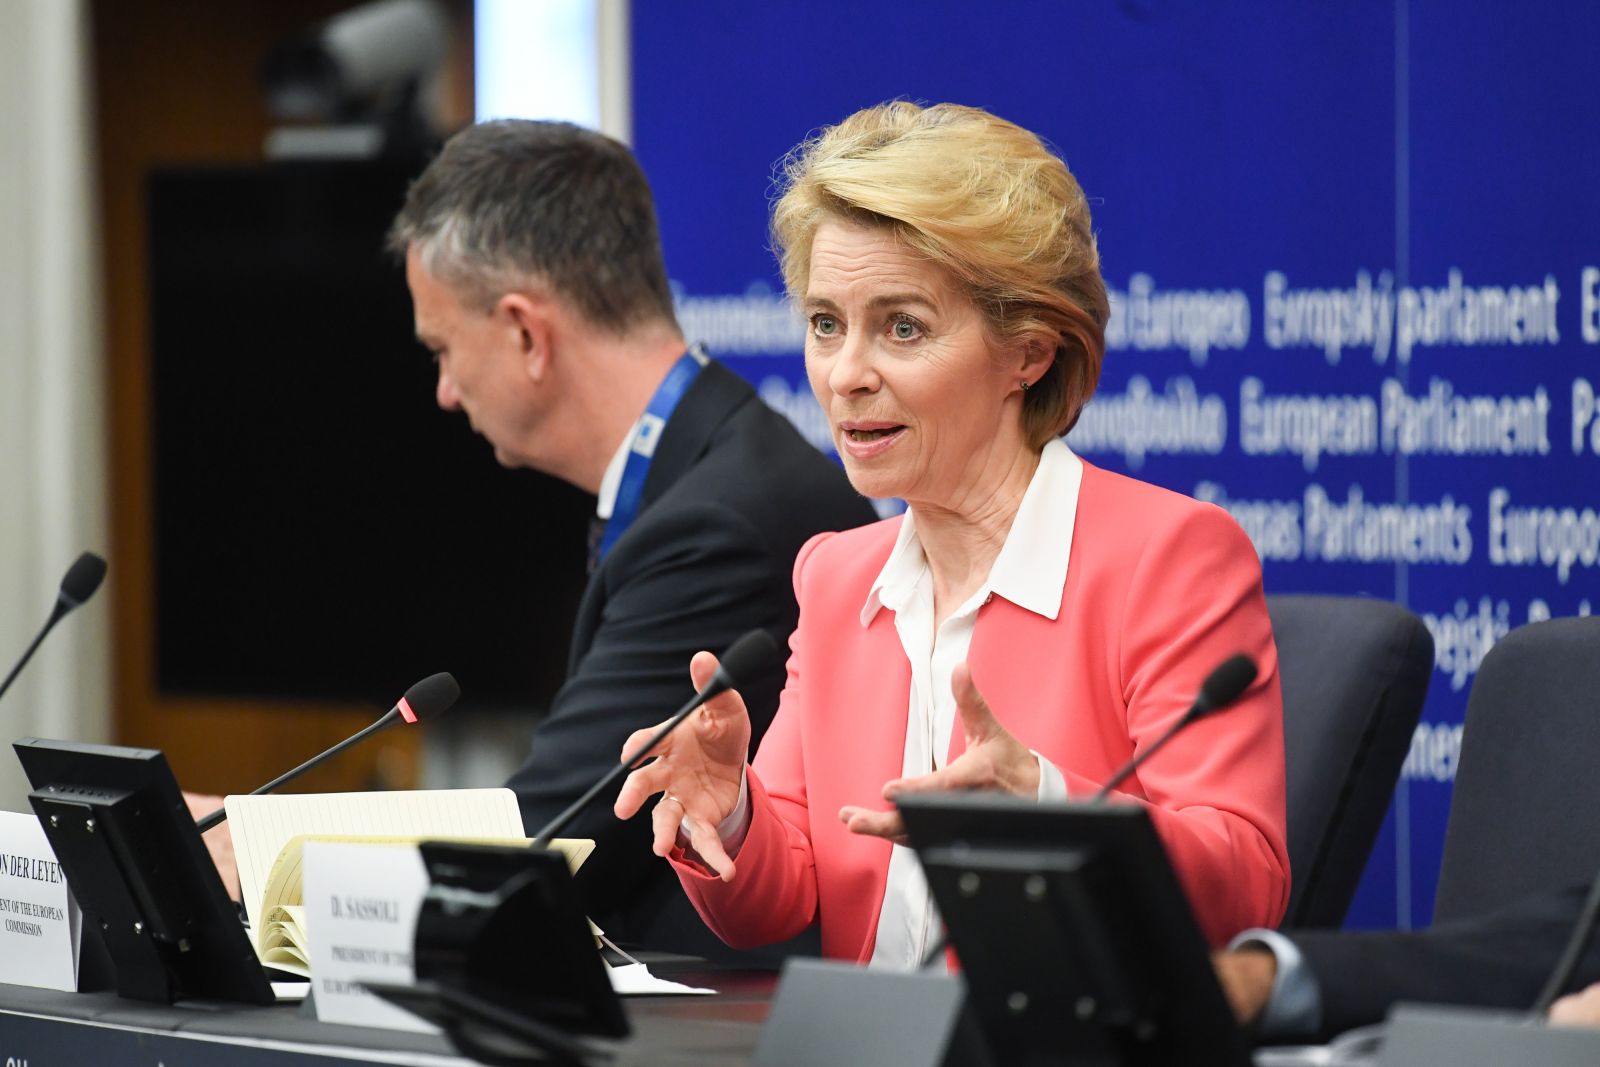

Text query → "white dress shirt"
[595,431,631,520]
[704,439,1086,967]
[863,438,1083,970]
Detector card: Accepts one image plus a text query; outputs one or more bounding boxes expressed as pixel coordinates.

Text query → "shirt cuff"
[675,765,752,858]
[1228,927,1323,1039]
[1034,751,1069,802]
[716,766,752,854]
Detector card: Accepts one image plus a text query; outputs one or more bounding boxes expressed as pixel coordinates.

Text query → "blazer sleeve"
[1062,503,1291,944]
[1293,882,1597,1040]
[504,500,788,923]
[666,532,832,948]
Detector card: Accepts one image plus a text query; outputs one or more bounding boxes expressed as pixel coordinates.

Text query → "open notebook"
[223,788,592,977]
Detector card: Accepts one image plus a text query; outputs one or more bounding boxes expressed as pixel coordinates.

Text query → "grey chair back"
[1433,616,1600,924]
[1269,595,1433,928]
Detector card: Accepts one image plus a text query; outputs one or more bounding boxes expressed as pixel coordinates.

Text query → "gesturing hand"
[613,649,751,881]
[839,661,1041,844]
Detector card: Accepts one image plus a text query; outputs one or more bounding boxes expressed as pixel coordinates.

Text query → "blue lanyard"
[596,348,706,562]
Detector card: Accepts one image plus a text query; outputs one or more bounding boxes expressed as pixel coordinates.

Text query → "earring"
[1019,379,1032,393]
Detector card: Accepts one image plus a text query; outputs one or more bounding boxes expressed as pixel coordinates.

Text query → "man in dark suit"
[1217,881,1600,1040]
[388,120,876,953]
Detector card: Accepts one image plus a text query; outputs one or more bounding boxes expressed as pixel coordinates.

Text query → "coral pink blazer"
[670,460,1290,957]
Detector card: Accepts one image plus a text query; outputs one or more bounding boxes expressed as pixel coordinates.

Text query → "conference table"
[11,965,1544,1067]
[0,963,775,1066]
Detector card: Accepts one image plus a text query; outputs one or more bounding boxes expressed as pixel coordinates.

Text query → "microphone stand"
[193,710,405,834]
[0,619,61,703]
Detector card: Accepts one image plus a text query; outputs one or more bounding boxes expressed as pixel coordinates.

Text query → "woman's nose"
[828,334,880,396]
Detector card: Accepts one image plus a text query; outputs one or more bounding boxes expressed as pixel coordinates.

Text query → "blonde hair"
[772,101,1108,445]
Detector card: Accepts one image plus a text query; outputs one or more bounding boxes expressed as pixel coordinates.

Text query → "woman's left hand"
[839,661,1040,844]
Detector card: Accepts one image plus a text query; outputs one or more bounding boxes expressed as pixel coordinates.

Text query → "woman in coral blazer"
[614,101,1289,964]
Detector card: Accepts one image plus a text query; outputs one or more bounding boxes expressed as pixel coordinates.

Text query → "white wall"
[0,0,112,811]
[473,0,629,142]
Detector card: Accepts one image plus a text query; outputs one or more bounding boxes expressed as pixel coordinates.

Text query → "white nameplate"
[0,810,81,992]
[302,840,434,1032]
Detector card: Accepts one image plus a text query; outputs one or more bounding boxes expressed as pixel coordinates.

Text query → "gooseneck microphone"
[1090,652,1259,803]
[0,551,108,704]
[193,671,461,834]
[530,628,783,848]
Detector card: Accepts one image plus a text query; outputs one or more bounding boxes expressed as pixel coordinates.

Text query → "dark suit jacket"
[1294,881,1600,1040]
[503,360,877,956]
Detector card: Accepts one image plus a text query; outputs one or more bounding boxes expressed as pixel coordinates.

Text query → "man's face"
[406,245,536,468]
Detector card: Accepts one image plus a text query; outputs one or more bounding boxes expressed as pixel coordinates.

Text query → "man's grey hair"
[389,120,680,335]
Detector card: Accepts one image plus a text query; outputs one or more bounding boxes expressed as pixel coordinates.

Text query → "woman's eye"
[891,318,920,341]
[811,314,840,337]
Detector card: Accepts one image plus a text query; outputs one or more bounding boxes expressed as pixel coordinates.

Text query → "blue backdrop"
[630,1,1600,930]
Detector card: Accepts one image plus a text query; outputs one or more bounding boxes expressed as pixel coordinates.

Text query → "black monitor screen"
[14,736,274,1004]
[900,794,1252,1067]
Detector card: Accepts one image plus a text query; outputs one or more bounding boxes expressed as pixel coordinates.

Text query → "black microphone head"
[57,552,107,611]
[712,629,783,691]
[1193,654,1258,718]
[396,672,461,724]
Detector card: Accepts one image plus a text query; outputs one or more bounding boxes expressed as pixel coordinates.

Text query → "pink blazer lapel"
[824,608,914,960]
[949,597,1069,765]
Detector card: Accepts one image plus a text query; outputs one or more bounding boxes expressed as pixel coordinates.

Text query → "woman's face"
[802,220,1033,510]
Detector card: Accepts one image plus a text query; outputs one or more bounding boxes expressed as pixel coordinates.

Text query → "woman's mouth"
[839,422,906,458]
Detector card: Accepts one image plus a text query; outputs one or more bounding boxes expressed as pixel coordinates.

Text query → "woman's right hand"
[613,649,752,881]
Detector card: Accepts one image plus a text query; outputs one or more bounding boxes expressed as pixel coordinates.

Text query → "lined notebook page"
[225,788,525,926]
